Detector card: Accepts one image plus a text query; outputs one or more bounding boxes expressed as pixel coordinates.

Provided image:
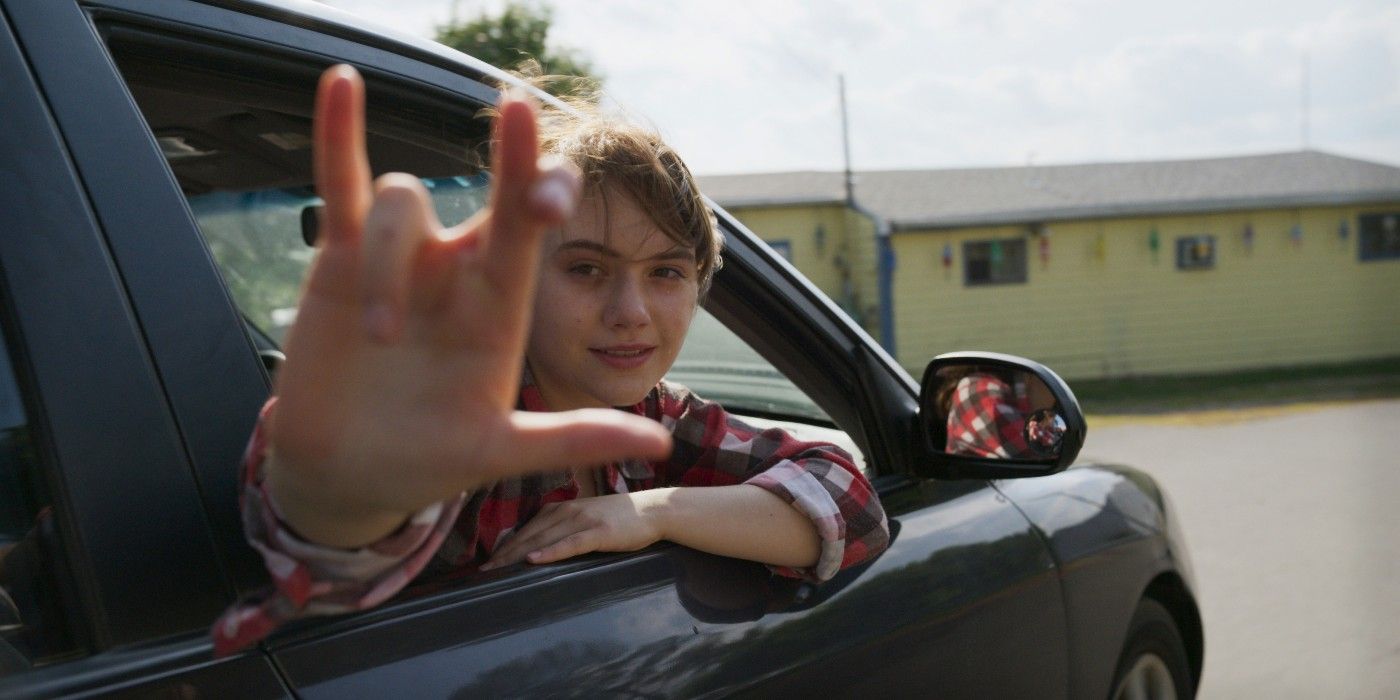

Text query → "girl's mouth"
[589,345,656,370]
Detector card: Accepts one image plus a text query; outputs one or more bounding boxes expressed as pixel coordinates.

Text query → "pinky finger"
[527,530,600,565]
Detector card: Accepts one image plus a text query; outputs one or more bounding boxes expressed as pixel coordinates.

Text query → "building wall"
[722,204,881,336]
[842,208,880,330]
[890,204,1400,379]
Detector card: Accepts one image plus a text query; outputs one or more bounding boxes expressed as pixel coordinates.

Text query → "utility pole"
[839,73,854,205]
[1301,50,1310,150]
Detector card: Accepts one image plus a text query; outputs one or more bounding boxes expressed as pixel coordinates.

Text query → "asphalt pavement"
[1080,398,1400,699]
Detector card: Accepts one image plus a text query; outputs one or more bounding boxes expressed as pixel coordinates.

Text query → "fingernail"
[532,176,577,220]
[364,303,397,341]
[527,550,542,561]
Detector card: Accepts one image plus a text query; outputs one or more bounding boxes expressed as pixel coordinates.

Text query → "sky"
[314,0,1399,175]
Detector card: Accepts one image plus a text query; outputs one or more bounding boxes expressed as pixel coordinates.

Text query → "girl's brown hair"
[484,72,724,297]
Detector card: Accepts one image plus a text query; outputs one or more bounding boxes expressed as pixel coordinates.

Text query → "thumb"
[499,409,673,475]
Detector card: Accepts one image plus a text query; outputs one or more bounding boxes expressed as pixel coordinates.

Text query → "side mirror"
[916,351,1086,480]
[301,204,321,247]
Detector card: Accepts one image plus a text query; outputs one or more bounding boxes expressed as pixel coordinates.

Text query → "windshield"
[191,175,489,344]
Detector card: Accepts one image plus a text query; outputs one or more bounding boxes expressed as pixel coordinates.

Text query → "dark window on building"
[963,238,1027,286]
[1176,235,1216,270]
[1358,213,1400,261]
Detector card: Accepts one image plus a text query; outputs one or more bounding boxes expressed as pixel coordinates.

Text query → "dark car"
[0,1,1201,697]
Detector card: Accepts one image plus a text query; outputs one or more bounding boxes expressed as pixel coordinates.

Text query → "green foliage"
[434,1,601,97]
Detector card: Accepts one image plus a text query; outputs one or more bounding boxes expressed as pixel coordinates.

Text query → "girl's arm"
[483,484,820,570]
[485,382,889,577]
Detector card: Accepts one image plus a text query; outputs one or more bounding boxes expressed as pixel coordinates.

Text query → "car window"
[668,312,867,474]
[0,325,83,673]
[105,30,869,551]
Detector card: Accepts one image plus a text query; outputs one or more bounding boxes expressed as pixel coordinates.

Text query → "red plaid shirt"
[212,379,889,656]
[945,373,1033,459]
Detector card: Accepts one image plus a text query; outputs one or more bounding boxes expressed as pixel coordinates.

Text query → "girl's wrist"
[635,487,680,543]
[263,455,412,549]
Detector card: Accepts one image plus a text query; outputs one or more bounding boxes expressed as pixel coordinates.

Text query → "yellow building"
[700,151,1400,380]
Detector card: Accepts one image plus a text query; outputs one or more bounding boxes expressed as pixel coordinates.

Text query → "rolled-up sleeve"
[211,399,465,657]
[653,382,890,582]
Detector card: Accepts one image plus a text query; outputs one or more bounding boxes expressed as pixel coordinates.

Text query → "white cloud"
[313,0,1400,173]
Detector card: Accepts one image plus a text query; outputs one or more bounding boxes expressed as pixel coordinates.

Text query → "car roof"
[205,0,562,107]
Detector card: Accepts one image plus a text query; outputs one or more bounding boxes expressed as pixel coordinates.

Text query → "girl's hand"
[263,65,672,548]
[481,490,675,570]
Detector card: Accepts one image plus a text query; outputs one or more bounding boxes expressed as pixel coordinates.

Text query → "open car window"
[105,24,868,484]
[669,311,867,475]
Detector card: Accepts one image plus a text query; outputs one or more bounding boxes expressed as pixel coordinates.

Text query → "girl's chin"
[595,378,664,408]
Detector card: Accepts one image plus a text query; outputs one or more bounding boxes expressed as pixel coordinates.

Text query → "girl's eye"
[652,266,687,280]
[568,262,604,277]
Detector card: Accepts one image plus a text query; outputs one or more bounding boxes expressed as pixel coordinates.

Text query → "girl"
[214,65,888,654]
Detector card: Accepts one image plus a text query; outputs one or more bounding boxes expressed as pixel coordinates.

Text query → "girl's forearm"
[645,484,821,569]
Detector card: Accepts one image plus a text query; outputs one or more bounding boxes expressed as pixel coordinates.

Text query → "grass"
[1068,356,1400,415]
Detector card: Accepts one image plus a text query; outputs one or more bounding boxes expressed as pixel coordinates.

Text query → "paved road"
[1080,399,1400,699]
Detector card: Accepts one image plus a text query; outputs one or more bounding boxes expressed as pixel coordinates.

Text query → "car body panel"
[0,638,289,698]
[270,479,1066,698]
[995,463,1202,698]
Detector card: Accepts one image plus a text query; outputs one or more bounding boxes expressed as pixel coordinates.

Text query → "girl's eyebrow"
[556,239,696,261]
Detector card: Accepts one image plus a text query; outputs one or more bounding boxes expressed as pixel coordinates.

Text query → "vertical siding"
[842,209,881,335]
[891,204,1400,379]
[722,204,879,333]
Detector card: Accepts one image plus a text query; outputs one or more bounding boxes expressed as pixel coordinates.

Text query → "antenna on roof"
[1301,50,1310,150]
[839,73,854,205]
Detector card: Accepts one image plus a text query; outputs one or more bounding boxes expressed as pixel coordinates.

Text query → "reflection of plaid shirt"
[946,374,1031,459]
[212,379,889,656]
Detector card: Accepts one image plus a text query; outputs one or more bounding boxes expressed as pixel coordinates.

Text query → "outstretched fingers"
[312,65,372,248]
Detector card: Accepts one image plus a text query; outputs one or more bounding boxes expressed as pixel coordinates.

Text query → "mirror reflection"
[932,365,1063,460]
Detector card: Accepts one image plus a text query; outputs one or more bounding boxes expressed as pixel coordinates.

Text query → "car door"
[18,1,1071,697]
[0,1,288,696]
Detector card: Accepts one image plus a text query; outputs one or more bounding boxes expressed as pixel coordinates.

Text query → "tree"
[435,1,601,97]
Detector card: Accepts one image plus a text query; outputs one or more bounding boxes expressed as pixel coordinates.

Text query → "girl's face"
[527,189,700,411]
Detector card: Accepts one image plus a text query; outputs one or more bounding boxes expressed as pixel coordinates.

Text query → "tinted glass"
[0,326,82,672]
[192,177,490,343]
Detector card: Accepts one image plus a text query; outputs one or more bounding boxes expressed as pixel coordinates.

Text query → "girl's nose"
[604,275,650,328]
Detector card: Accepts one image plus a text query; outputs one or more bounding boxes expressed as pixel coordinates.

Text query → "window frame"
[1358,212,1400,262]
[962,237,1029,287]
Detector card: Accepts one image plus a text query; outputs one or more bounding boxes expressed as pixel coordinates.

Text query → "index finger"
[313,64,372,247]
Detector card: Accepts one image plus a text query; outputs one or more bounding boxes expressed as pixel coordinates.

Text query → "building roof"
[696,150,1400,231]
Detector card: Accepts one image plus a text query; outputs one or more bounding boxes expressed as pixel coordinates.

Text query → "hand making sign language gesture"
[262,65,672,549]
